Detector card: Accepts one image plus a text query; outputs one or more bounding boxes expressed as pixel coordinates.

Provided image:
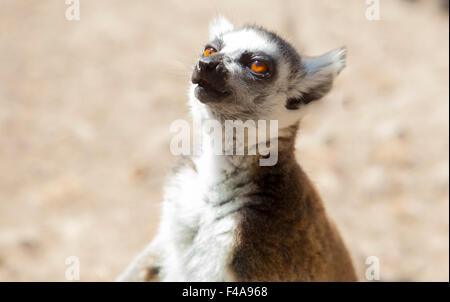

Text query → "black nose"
[192,56,228,92]
[198,59,220,72]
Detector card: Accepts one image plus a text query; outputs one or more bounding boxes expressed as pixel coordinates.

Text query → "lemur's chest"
[160,157,249,281]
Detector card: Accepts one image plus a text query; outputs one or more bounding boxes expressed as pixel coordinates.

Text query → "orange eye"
[203,47,217,57]
[250,60,267,73]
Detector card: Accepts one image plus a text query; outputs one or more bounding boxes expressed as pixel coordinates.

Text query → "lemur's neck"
[192,114,300,198]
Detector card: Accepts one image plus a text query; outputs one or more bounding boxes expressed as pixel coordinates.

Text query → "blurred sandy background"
[0,0,448,281]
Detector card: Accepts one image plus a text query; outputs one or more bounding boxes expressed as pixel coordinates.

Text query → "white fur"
[155,124,255,281]
[117,149,241,281]
[209,16,235,40]
[221,29,278,57]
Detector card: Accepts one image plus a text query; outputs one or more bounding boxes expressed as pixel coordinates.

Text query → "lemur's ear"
[286,47,346,110]
[209,16,234,40]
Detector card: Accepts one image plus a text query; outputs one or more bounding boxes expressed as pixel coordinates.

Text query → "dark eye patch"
[205,38,224,53]
[238,51,275,79]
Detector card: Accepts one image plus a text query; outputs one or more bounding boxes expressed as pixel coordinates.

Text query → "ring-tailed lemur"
[117,17,356,282]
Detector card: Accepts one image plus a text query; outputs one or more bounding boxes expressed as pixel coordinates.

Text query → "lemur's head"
[190,16,346,128]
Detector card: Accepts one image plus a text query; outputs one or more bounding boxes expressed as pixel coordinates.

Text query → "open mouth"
[198,79,227,94]
[192,78,229,102]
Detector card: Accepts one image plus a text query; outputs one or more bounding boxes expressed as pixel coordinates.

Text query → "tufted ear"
[209,16,234,40]
[286,47,347,110]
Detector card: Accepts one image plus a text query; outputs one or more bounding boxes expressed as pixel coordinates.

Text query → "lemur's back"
[229,147,356,281]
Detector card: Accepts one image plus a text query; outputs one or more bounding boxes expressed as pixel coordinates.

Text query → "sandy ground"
[0,0,448,281]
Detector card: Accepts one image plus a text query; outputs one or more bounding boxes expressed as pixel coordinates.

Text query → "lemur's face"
[190,17,346,127]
